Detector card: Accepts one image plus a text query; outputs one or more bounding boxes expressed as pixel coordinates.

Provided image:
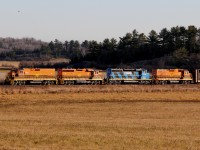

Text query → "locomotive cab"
[4,70,17,85]
[182,70,192,79]
[92,70,99,78]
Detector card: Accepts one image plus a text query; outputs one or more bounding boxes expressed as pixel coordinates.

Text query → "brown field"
[0,61,20,68]
[20,58,70,67]
[1,85,200,149]
[0,59,70,69]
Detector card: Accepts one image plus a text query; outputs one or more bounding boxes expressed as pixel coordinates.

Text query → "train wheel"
[184,81,191,84]
[159,81,166,84]
[14,81,18,85]
[111,81,117,85]
[121,81,124,85]
[71,81,75,85]
[108,81,113,85]
[10,81,15,85]
[158,81,162,84]
[138,81,142,84]
[68,81,73,85]
[181,81,187,84]
[111,81,115,85]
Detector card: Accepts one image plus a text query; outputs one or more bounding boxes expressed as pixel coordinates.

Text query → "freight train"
[3,68,200,85]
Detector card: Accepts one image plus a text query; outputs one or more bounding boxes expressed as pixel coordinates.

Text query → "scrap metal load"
[58,68,106,85]
[5,68,57,85]
[152,69,192,84]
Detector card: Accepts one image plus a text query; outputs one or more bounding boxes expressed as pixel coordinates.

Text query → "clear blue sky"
[0,0,199,42]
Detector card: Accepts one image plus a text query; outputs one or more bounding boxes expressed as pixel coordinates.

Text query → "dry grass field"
[20,58,70,67]
[1,85,200,149]
[0,61,20,68]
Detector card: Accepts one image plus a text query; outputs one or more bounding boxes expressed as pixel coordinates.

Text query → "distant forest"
[1,25,200,69]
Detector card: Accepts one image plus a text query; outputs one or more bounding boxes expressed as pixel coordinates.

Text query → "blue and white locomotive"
[106,68,152,84]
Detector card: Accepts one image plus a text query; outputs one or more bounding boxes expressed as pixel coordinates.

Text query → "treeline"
[1,25,200,67]
[40,25,200,65]
[0,37,46,52]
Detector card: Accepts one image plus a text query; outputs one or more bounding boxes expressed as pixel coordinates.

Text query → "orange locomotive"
[57,68,106,85]
[152,69,193,84]
[5,68,57,85]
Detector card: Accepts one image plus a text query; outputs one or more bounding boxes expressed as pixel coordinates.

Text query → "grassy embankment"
[1,85,200,149]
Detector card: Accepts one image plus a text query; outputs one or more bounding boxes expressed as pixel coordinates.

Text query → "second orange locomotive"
[57,68,106,85]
